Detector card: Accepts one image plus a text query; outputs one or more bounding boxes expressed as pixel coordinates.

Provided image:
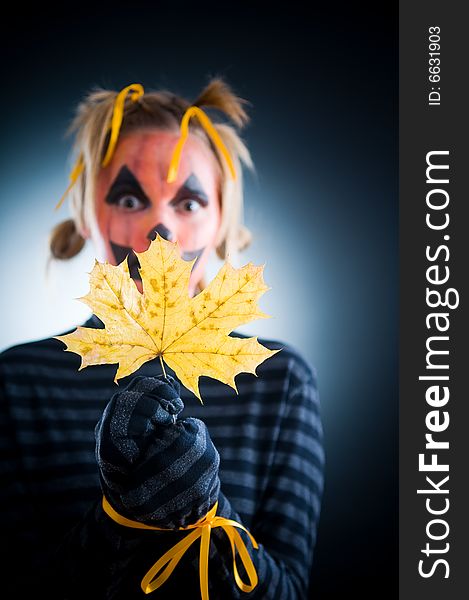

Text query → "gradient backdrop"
[0,3,398,598]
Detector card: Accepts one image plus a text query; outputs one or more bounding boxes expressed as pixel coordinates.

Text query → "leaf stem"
[159,355,167,379]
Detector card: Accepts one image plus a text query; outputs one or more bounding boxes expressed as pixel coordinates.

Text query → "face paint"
[167,173,209,207]
[93,130,222,296]
[148,222,174,242]
[182,247,206,269]
[110,222,206,281]
[105,165,151,211]
[110,240,141,281]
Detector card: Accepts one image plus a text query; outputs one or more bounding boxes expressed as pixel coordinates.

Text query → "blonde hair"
[49,78,255,292]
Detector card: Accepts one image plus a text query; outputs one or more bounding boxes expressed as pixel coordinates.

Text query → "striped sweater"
[0,314,325,599]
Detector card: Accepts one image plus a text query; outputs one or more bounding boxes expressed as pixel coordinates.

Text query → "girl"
[0,79,325,599]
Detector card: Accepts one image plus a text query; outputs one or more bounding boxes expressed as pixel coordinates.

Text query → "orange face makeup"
[91,130,222,296]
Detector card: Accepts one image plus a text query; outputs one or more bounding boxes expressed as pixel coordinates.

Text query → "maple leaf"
[54,235,281,402]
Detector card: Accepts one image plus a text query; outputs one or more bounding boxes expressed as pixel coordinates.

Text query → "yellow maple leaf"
[55,235,281,402]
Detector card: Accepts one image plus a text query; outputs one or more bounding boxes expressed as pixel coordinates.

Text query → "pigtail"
[192,78,250,129]
[49,219,85,260]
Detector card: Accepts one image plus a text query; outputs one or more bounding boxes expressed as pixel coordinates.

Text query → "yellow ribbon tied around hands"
[55,82,236,212]
[102,495,259,599]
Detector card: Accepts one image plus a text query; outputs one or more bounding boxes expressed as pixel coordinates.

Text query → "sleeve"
[47,367,325,600]
[0,365,104,597]
[205,367,325,598]
[49,366,325,600]
[0,363,325,599]
[0,367,45,593]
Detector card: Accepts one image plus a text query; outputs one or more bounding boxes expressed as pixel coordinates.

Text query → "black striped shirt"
[0,314,325,598]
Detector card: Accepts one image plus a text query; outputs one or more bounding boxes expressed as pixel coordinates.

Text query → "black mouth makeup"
[182,248,204,262]
[110,225,205,282]
[110,241,142,280]
[148,222,174,243]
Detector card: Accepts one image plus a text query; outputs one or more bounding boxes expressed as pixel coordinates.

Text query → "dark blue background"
[0,3,398,597]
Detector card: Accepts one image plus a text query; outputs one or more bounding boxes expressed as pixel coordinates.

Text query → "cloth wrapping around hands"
[95,375,221,529]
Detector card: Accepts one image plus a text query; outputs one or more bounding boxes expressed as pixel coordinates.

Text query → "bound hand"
[95,375,220,528]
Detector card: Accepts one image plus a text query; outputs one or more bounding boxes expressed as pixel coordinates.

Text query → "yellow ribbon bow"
[102,495,259,599]
[167,105,237,183]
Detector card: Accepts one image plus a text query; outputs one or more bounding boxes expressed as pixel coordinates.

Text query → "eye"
[115,195,146,211]
[178,198,203,213]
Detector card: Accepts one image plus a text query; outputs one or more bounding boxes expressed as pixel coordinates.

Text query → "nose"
[147,222,175,243]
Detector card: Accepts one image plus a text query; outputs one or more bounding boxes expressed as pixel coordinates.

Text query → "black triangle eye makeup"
[105,165,209,208]
[170,173,209,207]
[105,165,150,207]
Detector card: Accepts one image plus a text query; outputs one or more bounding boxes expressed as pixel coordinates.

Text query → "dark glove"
[95,374,220,529]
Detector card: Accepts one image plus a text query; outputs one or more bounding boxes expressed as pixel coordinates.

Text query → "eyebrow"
[168,173,209,206]
[105,165,150,205]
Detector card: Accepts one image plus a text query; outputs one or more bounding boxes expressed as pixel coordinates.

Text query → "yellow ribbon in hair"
[54,153,85,211]
[101,83,144,167]
[55,83,144,211]
[102,495,259,599]
[167,106,237,183]
[55,86,237,211]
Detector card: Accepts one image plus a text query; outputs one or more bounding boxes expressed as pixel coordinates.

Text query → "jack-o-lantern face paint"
[92,130,222,296]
